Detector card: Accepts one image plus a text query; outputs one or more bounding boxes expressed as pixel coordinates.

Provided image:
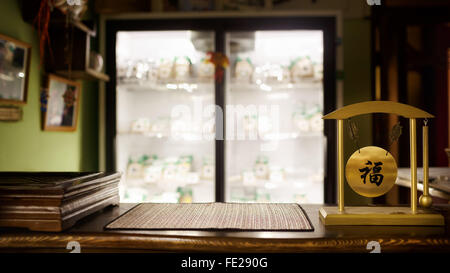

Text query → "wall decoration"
[0,106,22,121]
[205,52,229,83]
[0,34,31,104]
[42,74,81,131]
[33,0,89,65]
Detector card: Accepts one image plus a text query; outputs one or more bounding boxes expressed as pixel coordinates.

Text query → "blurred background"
[0,0,449,206]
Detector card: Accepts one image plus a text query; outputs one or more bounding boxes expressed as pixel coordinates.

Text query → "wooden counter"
[0,204,449,253]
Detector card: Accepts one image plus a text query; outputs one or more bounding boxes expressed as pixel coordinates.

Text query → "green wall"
[0,0,98,171]
[342,19,373,205]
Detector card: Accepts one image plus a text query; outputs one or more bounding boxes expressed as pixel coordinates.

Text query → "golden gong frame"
[320,101,444,226]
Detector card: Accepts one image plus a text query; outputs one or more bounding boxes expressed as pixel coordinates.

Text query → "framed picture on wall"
[0,33,31,104]
[42,74,81,132]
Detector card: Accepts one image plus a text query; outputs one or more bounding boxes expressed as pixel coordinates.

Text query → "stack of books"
[0,172,121,232]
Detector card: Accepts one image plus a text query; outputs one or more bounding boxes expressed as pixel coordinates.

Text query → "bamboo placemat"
[105,203,313,231]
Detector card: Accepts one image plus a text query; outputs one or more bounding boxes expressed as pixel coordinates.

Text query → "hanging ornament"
[34,0,55,66]
[63,86,76,108]
[205,52,229,83]
[387,122,403,154]
[40,89,49,112]
[348,119,360,151]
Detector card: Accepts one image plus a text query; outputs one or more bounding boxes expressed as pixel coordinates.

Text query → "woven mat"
[105,203,313,231]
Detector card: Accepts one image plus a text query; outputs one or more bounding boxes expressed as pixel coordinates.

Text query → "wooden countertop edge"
[0,233,449,252]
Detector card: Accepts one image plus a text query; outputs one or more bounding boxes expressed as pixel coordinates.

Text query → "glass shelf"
[117,81,214,94]
[229,81,322,92]
[117,131,215,142]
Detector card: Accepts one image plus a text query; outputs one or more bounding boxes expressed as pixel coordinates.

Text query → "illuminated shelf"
[117,80,214,93]
[227,132,324,142]
[229,81,323,92]
[117,132,215,142]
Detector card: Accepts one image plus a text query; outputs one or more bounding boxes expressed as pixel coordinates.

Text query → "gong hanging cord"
[347,118,361,153]
[347,119,403,156]
[386,121,403,155]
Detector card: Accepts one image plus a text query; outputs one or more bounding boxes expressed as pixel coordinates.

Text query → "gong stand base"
[319,206,444,226]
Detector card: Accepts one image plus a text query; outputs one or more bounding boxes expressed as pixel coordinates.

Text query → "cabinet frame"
[104,16,337,203]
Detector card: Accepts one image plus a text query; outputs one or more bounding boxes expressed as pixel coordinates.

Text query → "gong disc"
[345,146,397,198]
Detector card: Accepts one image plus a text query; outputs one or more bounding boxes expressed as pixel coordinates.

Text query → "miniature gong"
[320,101,444,226]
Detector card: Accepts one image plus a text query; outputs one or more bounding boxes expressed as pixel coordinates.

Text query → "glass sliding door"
[225,30,325,203]
[115,31,216,203]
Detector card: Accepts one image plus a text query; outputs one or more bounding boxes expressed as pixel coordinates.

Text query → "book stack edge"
[0,172,121,232]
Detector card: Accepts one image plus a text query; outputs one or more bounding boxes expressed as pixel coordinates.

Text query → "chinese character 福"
[359,160,384,186]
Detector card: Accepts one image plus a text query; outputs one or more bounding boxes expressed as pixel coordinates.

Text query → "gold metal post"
[338,119,344,212]
[423,124,429,197]
[419,122,432,208]
[410,118,417,214]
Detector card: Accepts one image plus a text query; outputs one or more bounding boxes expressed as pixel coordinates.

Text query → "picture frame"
[42,74,81,132]
[0,33,31,104]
